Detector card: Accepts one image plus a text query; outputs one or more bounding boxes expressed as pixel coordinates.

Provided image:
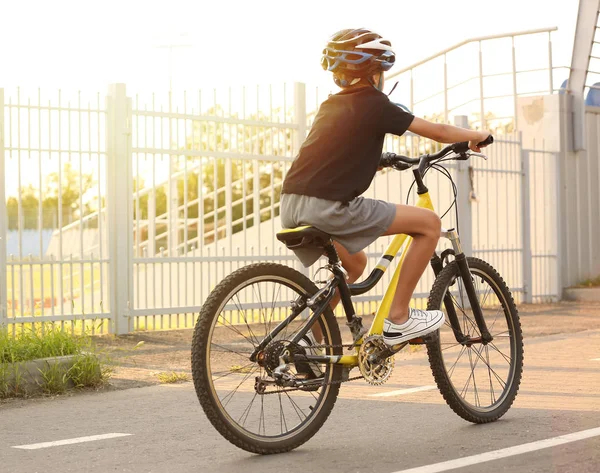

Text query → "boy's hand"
[469,131,492,152]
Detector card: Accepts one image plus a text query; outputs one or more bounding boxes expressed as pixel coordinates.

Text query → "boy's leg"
[311,242,367,342]
[382,205,441,324]
[329,242,367,310]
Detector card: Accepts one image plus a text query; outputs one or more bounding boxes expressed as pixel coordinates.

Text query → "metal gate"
[0,85,561,335]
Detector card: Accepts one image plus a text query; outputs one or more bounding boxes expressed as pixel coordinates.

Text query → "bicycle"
[191,136,524,454]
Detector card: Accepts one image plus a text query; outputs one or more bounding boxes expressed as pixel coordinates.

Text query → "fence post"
[454,115,473,257]
[293,82,310,275]
[521,150,533,303]
[293,82,307,154]
[0,89,7,328]
[106,84,133,334]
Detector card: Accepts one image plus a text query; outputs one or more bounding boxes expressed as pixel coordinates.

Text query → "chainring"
[358,335,395,385]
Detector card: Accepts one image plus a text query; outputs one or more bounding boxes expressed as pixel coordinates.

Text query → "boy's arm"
[408,117,491,152]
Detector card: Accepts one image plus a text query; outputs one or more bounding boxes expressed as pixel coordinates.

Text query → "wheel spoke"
[210,342,252,359]
[253,284,268,341]
[238,392,258,427]
[284,390,308,422]
[488,341,512,364]
[459,343,484,398]
[449,292,479,335]
[278,391,288,434]
[241,290,261,345]
[479,284,493,309]
[212,362,256,382]
[441,341,464,352]
[221,365,259,407]
[217,314,258,348]
[259,395,266,436]
[468,344,507,390]
[267,283,282,339]
[486,345,497,405]
[447,344,468,377]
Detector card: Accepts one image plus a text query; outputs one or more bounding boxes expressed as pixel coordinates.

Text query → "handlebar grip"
[478,135,494,147]
[452,135,494,154]
[452,142,470,153]
[379,152,396,168]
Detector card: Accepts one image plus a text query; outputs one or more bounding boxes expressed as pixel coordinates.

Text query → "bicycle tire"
[426,257,524,423]
[191,262,343,454]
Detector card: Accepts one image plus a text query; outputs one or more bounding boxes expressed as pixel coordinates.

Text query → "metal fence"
[0,81,562,334]
[0,88,111,334]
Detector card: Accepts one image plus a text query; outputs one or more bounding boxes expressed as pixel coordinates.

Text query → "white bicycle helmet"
[321,28,395,87]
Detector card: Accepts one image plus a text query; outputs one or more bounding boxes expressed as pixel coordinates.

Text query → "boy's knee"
[427,212,442,239]
[346,251,367,282]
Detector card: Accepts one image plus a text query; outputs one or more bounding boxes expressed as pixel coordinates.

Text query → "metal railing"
[386,27,564,130]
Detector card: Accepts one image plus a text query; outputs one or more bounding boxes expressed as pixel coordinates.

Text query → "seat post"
[323,241,340,264]
[323,241,357,323]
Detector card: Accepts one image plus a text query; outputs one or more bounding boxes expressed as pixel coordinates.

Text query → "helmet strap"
[387,81,399,97]
[367,75,384,92]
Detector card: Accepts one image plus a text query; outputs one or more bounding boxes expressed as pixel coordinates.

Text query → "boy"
[280,28,491,348]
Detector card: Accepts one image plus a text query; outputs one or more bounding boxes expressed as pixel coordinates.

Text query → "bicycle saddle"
[276,226,332,250]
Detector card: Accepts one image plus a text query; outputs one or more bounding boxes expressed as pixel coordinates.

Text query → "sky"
[0,0,582,199]
[0,0,579,93]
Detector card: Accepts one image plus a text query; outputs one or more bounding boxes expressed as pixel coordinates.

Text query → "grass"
[575,275,600,288]
[0,325,112,398]
[0,326,83,363]
[156,371,189,384]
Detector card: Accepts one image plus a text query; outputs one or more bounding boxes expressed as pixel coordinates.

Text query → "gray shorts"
[280,193,397,267]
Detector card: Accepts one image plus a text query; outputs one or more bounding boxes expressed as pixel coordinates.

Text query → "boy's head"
[321,28,395,91]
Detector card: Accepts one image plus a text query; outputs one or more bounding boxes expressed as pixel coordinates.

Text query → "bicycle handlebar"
[380,135,494,174]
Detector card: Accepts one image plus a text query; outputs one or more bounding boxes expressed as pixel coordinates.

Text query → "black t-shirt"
[281,86,414,203]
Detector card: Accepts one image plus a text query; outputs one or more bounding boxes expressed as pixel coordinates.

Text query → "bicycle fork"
[431,229,493,345]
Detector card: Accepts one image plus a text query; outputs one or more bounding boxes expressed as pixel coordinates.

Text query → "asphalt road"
[2,328,600,473]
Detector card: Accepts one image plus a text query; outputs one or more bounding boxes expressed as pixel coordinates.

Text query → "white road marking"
[591,358,600,361]
[369,385,437,397]
[390,426,600,473]
[12,433,132,450]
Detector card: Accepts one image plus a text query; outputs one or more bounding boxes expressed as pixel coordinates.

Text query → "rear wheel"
[191,263,342,454]
[426,257,524,423]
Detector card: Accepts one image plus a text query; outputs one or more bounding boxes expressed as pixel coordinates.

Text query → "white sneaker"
[383,308,445,348]
[297,331,325,378]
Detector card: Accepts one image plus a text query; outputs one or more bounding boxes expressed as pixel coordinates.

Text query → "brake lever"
[456,151,488,161]
[469,151,488,160]
[392,161,413,171]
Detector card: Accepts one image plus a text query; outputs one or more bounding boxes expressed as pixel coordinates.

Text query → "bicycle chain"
[260,342,363,395]
[261,375,365,395]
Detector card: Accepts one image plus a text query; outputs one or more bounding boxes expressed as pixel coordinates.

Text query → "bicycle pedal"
[409,334,436,345]
[389,341,408,354]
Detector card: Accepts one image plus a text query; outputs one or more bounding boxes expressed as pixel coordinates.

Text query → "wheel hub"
[260,340,305,375]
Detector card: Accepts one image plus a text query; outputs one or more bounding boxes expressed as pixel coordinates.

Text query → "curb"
[1,354,98,396]
[563,287,600,302]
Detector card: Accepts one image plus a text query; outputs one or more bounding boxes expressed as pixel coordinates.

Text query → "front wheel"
[191,263,343,454]
[426,257,524,423]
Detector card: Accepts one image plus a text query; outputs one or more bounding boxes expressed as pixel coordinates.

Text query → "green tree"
[6,163,95,230]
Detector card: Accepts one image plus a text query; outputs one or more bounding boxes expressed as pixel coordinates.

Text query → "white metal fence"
[0,82,561,335]
[0,88,111,334]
